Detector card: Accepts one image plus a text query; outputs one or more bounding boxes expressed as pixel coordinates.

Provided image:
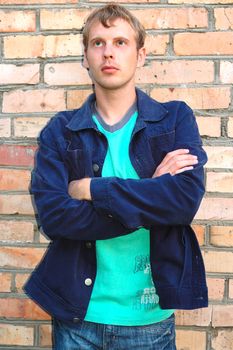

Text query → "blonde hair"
[82,4,146,50]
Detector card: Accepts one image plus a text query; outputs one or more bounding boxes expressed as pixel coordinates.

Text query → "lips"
[101,65,119,73]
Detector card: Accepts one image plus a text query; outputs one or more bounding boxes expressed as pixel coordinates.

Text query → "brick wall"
[0,0,232,349]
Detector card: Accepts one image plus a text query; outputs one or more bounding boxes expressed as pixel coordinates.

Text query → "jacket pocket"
[65,148,86,180]
[148,130,175,165]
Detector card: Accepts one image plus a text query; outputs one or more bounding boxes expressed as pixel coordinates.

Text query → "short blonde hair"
[82,4,146,50]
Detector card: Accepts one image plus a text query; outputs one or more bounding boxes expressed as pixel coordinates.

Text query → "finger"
[172,166,194,176]
[160,149,191,167]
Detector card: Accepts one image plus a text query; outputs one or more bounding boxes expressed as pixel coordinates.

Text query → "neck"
[94,84,137,125]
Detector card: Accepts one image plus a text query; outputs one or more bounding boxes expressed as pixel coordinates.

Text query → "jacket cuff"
[90,177,112,216]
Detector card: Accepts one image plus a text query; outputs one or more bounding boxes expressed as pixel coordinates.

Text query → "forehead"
[87,18,137,41]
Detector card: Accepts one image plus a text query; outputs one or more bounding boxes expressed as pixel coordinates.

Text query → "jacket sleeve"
[90,103,207,229]
[31,122,132,241]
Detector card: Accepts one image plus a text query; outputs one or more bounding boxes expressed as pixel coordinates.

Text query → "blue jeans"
[53,314,176,350]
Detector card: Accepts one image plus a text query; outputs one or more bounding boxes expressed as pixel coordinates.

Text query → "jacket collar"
[66,88,168,132]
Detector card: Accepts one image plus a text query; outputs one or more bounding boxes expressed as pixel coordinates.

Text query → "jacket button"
[86,242,92,249]
[85,278,92,286]
[108,214,113,218]
[93,163,99,172]
[73,317,80,323]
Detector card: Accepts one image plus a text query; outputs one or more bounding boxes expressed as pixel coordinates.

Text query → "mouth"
[101,65,119,73]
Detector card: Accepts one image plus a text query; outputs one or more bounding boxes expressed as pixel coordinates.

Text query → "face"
[83,18,146,91]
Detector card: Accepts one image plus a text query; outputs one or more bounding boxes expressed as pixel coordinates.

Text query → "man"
[25,4,208,349]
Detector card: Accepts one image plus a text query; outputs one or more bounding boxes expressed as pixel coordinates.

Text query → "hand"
[68,178,92,201]
[153,149,198,178]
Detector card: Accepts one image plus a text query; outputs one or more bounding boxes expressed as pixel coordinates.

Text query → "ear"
[83,50,89,69]
[137,47,146,68]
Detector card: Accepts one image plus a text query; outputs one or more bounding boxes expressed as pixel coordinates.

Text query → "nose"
[103,43,114,59]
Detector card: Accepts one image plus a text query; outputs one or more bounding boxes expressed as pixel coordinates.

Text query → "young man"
[25,4,208,349]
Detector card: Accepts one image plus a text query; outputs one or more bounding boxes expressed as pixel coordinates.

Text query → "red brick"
[0,144,36,167]
[0,194,34,215]
[0,247,45,269]
[206,172,233,193]
[0,10,35,32]
[196,117,221,137]
[136,60,214,84]
[0,273,12,292]
[204,146,233,169]
[14,117,49,138]
[0,64,39,84]
[0,298,50,320]
[212,305,233,327]
[3,89,65,113]
[207,278,225,301]
[212,330,233,350]
[67,89,93,110]
[195,198,233,221]
[0,0,77,3]
[220,61,233,83]
[168,0,233,5]
[39,324,52,347]
[0,324,33,346]
[40,9,90,30]
[44,62,91,86]
[229,117,233,137]
[151,87,231,110]
[0,169,30,191]
[215,8,233,30]
[133,8,208,29]
[175,307,212,326]
[191,224,205,246]
[145,34,169,55]
[203,250,233,273]
[15,273,30,293]
[229,279,233,298]
[0,220,34,243]
[176,330,206,350]
[91,0,159,2]
[210,226,233,247]
[174,32,233,55]
[169,0,233,3]
[0,118,11,137]
[4,34,82,58]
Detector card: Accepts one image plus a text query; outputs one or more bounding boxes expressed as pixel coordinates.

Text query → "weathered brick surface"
[39,324,52,347]
[0,298,50,320]
[0,324,34,346]
[151,87,231,110]
[3,89,65,113]
[0,10,36,32]
[175,307,212,326]
[176,330,206,350]
[210,226,233,247]
[174,32,233,55]
[206,172,233,193]
[4,34,83,59]
[0,1,233,349]
[215,8,233,30]
[212,305,233,327]
[0,220,34,243]
[136,60,214,84]
[211,329,233,350]
[0,64,40,85]
[0,144,36,167]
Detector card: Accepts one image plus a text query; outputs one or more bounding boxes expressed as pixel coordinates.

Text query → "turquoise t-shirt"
[85,106,173,325]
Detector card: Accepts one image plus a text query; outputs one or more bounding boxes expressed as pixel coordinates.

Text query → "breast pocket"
[65,148,87,181]
[149,130,175,166]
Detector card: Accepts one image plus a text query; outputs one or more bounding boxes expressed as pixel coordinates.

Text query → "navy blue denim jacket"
[25,88,208,324]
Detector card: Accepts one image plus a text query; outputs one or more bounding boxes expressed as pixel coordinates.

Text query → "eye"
[116,39,126,46]
[94,40,103,47]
